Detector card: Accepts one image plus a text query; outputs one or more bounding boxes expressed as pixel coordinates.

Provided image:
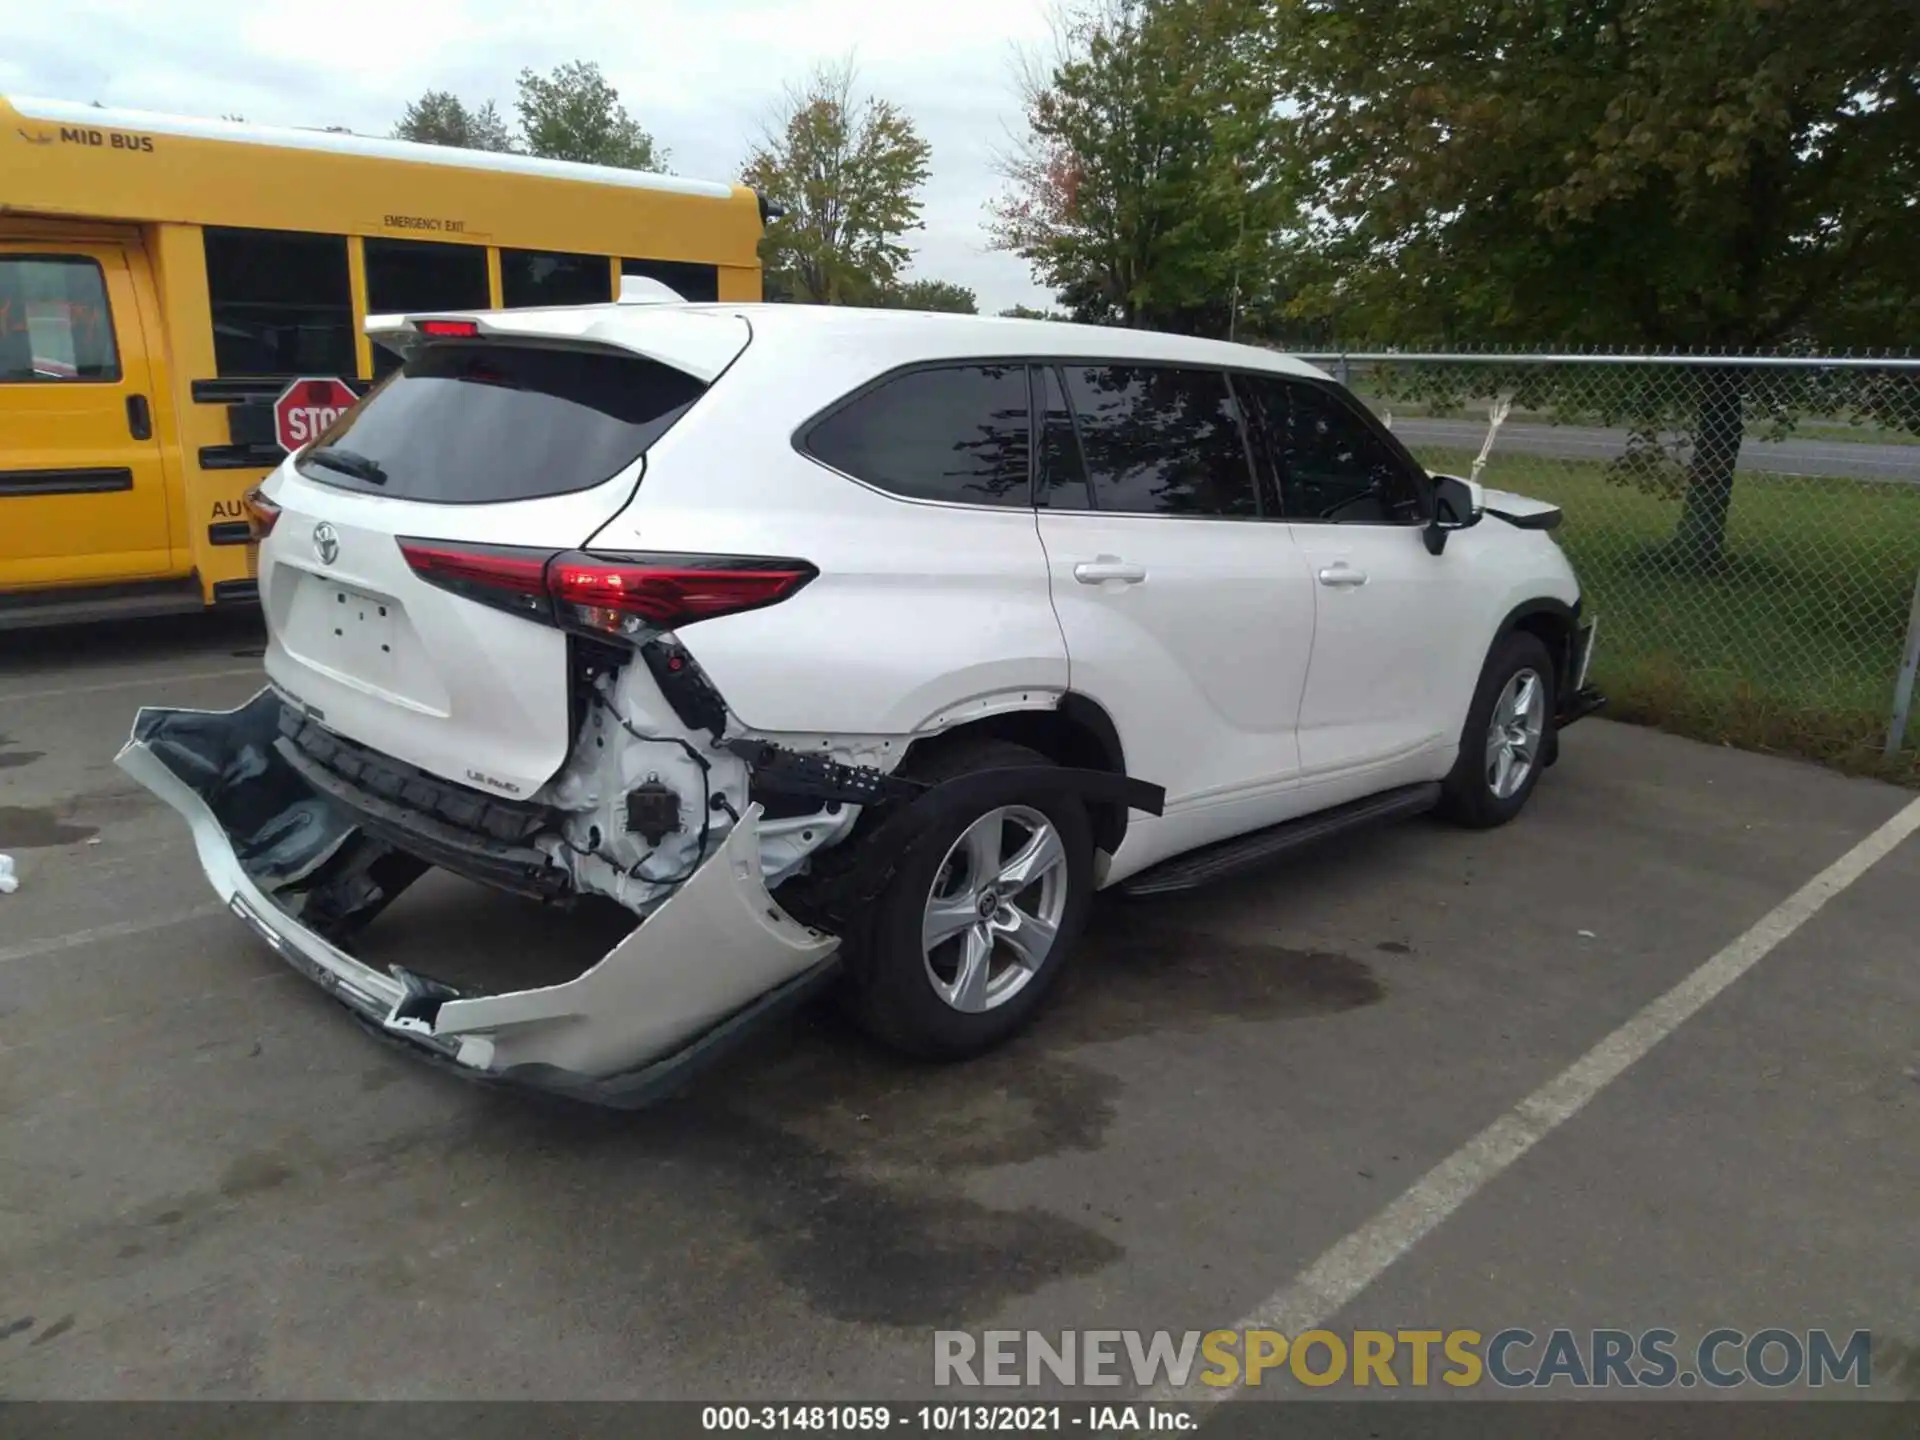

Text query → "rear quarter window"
[804,363,1033,508]
[297,342,704,504]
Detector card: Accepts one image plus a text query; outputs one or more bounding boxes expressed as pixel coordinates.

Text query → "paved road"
[3,613,1918,1402]
[1391,417,1920,484]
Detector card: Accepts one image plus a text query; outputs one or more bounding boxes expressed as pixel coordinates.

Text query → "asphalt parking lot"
[2,612,1917,1402]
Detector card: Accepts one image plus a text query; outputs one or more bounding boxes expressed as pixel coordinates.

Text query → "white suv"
[121,303,1600,1103]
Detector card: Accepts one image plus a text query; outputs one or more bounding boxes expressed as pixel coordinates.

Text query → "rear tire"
[842,739,1094,1059]
[1438,631,1556,829]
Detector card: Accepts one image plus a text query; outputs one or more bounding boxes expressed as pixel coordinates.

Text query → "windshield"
[297,341,707,503]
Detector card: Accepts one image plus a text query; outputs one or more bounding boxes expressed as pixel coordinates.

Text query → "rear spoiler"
[364,305,749,382]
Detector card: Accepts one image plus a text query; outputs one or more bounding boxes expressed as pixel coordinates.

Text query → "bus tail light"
[242,485,281,540]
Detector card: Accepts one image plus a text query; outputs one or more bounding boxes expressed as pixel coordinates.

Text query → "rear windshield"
[296,342,706,503]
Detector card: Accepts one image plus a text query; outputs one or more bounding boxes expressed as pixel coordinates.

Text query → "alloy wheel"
[1486,667,1547,800]
[921,805,1070,1013]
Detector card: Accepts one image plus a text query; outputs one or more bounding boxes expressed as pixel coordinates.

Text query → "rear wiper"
[303,446,388,484]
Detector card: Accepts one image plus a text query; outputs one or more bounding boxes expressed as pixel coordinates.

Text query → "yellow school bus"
[0,94,766,626]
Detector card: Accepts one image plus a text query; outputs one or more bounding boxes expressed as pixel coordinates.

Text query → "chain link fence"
[1295,352,1920,782]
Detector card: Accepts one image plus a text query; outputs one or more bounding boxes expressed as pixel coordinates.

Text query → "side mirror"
[1424,473,1484,555]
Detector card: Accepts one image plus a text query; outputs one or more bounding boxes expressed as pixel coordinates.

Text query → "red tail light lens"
[396,541,816,637]
[396,540,556,620]
[548,552,817,638]
[417,319,480,337]
[242,485,281,540]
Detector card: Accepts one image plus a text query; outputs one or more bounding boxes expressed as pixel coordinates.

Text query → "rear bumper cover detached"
[115,689,840,1107]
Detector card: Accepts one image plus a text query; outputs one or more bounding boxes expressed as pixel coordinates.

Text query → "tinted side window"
[0,256,118,382]
[1063,365,1258,518]
[365,239,492,379]
[1035,365,1088,509]
[204,227,355,378]
[807,364,1033,508]
[622,257,720,303]
[502,249,612,307]
[1247,376,1425,524]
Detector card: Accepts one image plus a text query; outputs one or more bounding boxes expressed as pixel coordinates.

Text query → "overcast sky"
[1,0,1058,312]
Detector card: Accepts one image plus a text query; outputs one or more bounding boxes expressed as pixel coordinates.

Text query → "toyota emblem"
[313,522,340,566]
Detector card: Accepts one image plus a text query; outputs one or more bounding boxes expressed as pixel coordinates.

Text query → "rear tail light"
[417,319,480,337]
[397,541,815,638]
[395,540,553,621]
[548,553,816,638]
[242,485,281,540]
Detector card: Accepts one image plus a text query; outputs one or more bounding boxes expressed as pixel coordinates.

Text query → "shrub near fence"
[1297,352,1920,784]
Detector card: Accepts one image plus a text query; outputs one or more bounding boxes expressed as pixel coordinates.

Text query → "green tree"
[741,60,933,305]
[881,278,979,313]
[990,0,1295,338]
[1270,0,1920,562]
[392,90,515,152]
[515,61,666,170]
[1000,303,1072,320]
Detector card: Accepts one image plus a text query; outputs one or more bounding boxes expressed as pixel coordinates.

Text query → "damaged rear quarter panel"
[672,556,1072,736]
[581,340,1071,736]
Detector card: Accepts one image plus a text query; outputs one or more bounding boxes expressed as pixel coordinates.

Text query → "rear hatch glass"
[297,342,706,503]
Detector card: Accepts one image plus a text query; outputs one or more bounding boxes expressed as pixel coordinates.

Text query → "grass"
[1359,397,1920,447]
[1413,447,1920,785]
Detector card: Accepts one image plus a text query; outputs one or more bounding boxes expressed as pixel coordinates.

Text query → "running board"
[1117,782,1443,898]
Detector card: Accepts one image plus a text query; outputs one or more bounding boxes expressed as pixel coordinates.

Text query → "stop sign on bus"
[273,376,359,452]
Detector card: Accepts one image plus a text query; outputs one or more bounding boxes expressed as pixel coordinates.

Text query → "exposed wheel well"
[1503,602,1576,689]
[899,693,1131,855]
[1500,602,1577,767]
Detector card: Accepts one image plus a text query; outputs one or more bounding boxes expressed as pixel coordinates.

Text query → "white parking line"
[0,906,227,967]
[0,665,260,704]
[1159,792,1920,1404]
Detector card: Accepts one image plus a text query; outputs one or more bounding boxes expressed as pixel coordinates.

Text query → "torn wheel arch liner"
[773,762,1165,945]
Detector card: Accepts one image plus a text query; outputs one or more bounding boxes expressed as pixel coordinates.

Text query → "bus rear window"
[296,342,705,504]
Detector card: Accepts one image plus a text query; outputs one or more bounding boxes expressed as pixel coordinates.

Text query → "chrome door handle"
[1074,561,1147,585]
[1317,565,1369,587]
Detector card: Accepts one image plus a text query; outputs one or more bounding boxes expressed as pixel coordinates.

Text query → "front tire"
[1438,631,1555,829]
[843,739,1094,1059]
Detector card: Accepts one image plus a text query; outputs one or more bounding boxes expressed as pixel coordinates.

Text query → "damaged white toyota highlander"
[120,302,1601,1104]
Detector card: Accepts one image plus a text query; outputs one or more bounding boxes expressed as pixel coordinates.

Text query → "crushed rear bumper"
[115,689,840,1107]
